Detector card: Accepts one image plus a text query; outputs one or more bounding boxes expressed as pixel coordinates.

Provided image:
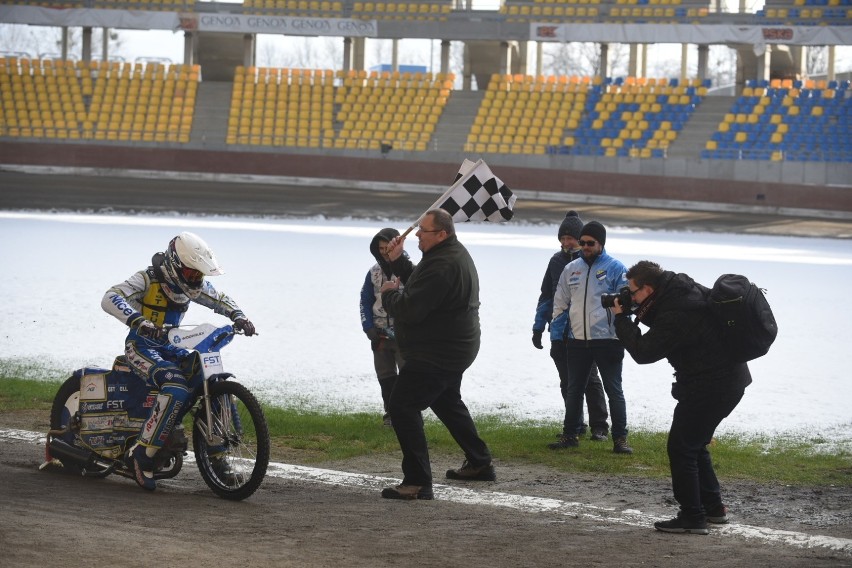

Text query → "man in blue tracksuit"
[551,221,633,454]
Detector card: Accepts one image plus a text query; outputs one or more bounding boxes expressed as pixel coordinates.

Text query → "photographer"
[551,221,633,454]
[612,260,752,535]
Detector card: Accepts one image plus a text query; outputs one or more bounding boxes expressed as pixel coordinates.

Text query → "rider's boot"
[210,453,243,485]
[129,443,157,491]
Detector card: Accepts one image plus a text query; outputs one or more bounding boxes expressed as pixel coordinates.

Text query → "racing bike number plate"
[201,352,224,378]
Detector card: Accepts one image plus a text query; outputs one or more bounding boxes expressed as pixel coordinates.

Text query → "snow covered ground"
[1,210,850,441]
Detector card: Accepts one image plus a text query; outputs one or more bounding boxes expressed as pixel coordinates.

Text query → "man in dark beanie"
[580,220,607,247]
[550,220,634,454]
[532,211,610,448]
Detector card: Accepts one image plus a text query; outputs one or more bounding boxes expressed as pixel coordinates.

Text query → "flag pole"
[399,159,484,239]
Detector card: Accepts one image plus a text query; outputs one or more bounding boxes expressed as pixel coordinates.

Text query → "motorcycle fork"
[199,377,225,446]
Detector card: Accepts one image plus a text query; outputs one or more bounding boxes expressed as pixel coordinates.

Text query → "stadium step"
[432,90,484,152]
[667,95,736,158]
[190,80,234,145]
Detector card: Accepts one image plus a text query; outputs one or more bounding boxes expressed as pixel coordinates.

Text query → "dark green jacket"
[382,234,480,372]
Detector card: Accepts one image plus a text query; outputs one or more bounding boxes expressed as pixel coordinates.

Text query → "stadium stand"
[500,0,712,23]
[702,78,852,161]
[756,0,852,25]
[465,73,592,156]
[333,69,452,151]
[242,0,345,17]
[0,0,849,167]
[228,66,335,147]
[0,56,199,143]
[464,74,708,158]
[559,76,708,158]
[227,67,452,151]
[351,1,452,21]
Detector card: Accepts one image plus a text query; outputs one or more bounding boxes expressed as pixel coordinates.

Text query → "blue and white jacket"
[550,249,628,342]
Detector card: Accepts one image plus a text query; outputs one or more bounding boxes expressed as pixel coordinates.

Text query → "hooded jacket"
[614,271,752,396]
[360,228,403,333]
[382,234,480,372]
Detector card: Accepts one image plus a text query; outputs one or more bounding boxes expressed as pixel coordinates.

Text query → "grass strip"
[2,376,849,487]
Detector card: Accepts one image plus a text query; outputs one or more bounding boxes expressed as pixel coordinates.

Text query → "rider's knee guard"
[140,370,192,448]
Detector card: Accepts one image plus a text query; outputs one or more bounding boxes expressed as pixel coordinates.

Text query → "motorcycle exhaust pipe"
[48,437,98,468]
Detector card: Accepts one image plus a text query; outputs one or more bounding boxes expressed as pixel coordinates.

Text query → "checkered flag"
[440,159,516,223]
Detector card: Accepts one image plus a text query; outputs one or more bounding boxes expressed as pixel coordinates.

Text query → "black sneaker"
[705,503,728,524]
[613,437,633,454]
[589,429,608,441]
[654,514,709,535]
[381,484,433,500]
[445,460,496,481]
[548,435,579,449]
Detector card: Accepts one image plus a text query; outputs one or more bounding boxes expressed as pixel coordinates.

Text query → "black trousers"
[388,361,492,487]
[668,388,745,518]
[550,340,609,434]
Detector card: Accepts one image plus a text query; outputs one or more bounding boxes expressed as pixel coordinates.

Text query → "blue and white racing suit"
[102,259,247,450]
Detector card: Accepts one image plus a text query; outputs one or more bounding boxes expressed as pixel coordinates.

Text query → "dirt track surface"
[2,170,851,566]
[1,411,852,568]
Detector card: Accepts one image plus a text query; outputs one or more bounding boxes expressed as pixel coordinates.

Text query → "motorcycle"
[43,323,270,501]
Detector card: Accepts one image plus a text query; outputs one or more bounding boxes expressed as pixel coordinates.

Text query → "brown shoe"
[613,437,634,454]
[446,460,496,481]
[381,484,433,500]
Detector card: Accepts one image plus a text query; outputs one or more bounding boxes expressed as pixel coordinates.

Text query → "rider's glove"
[532,330,543,350]
[233,318,256,336]
[130,316,164,341]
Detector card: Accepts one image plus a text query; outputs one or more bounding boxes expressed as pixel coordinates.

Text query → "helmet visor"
[180,266,204,285]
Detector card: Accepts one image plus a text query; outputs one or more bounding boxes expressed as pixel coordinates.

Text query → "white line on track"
[3,427,849,556]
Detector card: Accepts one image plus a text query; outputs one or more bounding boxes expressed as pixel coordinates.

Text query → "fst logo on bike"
[202,352,224,377]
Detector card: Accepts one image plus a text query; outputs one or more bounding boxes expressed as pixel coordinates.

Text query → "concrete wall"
[3,141,850,215]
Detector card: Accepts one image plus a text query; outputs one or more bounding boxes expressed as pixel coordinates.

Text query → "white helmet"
[161,231,223,299]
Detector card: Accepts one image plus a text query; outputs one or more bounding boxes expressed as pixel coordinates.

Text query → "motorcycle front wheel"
[192,380,270,501]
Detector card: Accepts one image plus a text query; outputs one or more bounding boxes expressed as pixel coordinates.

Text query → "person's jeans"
[550,340,609,434]
[388,361,491,487]
[668,388,745,518]
[564,339,627,439]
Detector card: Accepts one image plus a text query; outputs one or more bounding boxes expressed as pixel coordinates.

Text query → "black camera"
[601,286,632,310]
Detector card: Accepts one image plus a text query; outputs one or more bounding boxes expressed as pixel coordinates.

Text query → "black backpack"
[708,274,778,363]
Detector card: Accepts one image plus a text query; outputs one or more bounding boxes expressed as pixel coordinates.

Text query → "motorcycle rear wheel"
[49,374,84,472]
[192,380,270,501]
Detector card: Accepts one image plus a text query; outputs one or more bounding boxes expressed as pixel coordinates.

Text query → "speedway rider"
[101,231,256,491]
